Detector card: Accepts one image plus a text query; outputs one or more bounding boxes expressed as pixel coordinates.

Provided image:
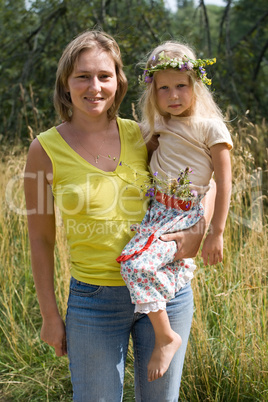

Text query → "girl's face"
[66,48,118,120]
[155,69,194,117]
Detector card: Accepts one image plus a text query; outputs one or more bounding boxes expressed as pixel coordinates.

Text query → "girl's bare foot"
[147,331,182,382]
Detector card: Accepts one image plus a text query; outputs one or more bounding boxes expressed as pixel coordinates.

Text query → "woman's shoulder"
[28,127,58,173]
[117,117,143,143]
[37,126,58,140]
[29,126,56,154]
[26,137,52,174]
[117,117,139,131]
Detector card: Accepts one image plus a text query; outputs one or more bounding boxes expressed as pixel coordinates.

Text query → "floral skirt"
[117,196,204,306]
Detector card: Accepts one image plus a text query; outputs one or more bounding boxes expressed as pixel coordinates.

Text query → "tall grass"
[0,146,72,401]
[0,117,267,401]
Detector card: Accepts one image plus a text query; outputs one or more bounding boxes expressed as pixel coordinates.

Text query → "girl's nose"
[169,88,179,99]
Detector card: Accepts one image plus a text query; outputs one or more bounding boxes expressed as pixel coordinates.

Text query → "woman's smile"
[67,48,118,119]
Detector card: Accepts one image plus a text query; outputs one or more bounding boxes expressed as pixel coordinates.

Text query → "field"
[0,116,267,401]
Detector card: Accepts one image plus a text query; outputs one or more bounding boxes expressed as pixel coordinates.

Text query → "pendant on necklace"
[95,154,117,164]
[69,122,118,165]
[108,154,117,162]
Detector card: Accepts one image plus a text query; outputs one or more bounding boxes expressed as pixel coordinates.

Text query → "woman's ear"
[64,81,70,93]
[66,91,71,101]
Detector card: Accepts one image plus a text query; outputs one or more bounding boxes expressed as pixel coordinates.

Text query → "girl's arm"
[201,143,232,265]
[160,181,216,259]
[24,139,67,357]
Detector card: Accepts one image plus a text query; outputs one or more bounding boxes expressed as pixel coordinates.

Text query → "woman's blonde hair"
[54,30,128,122]
[139,41,223,141]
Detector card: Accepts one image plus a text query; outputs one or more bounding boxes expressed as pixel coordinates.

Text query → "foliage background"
[0,0,267,154]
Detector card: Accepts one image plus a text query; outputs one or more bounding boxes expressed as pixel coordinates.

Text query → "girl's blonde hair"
[139,41,223,141]
[54,30,128,122]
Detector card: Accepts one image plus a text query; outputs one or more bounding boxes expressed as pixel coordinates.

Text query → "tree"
[170,0,268,118]
[0,0,267,141]
[0,0,170,140]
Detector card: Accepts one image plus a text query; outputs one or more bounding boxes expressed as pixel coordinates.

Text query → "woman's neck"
[70,112,111,134]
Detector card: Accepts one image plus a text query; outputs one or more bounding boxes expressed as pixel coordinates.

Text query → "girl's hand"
[201,232,223,266]
[41,314,67,357]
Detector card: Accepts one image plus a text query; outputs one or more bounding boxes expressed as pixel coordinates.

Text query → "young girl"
[117,41,233,382]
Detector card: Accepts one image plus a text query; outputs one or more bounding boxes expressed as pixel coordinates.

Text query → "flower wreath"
[141,51,216,86]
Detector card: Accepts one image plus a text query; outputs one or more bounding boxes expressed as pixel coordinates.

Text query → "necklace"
[68,122,118,164]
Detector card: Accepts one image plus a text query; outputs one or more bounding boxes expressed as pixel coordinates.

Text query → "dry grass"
[0,116,267,401]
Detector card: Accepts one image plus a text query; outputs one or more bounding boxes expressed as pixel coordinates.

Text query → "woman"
[24,30,214,401]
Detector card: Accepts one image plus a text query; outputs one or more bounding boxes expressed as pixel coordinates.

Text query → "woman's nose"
[89,76,101,92]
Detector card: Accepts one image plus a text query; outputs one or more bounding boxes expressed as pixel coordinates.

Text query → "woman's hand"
[160,216,206,260]
[41,314,67,357]
[160,182,216,261]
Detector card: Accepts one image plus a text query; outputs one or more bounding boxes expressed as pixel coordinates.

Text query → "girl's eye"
[159,85,168,90]
[177,84,185,88]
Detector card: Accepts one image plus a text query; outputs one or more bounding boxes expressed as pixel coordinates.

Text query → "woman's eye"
[100,74,111,79]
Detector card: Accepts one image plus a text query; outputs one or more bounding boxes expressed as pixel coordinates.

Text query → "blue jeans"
[65,277,193,402]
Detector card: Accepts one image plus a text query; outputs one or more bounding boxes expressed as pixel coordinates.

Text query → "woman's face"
[67,47,118,120]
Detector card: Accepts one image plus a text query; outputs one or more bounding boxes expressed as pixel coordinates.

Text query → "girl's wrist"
[207,224,224,236]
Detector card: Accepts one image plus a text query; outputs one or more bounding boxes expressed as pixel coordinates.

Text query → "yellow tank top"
[38,118,149,286]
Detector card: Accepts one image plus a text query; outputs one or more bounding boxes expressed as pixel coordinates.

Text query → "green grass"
[0,118,267,401]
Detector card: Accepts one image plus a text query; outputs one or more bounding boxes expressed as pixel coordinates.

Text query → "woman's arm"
[160,180,216,260]
[24,139,67,357]
[146,135,159,162]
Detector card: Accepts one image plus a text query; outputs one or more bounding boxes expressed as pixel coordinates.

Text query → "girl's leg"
[65,277,134,402]
[132,282,194,402]
[147,309,182,382]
